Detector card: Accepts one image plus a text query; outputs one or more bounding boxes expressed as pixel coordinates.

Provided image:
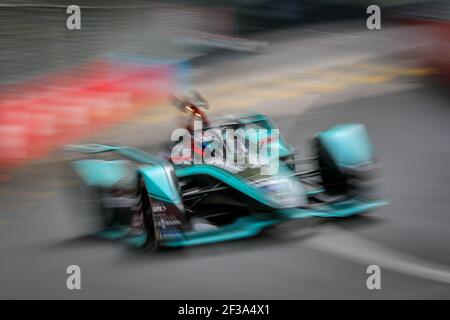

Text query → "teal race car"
[64,113,387,249]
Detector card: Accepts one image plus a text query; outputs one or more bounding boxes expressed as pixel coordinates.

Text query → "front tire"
[138,181,159,249]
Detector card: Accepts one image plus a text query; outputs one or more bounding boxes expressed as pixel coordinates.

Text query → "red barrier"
[0,58,181,175]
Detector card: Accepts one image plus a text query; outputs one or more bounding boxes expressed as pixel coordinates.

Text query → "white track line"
[306,225,450,285]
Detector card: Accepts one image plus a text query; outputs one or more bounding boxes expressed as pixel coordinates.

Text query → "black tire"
[315,138,348,196]
[138,181,159,249]
[98,203,116,229]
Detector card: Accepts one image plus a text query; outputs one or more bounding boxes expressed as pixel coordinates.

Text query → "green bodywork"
[235,113,294,159]
[72,159,134,188]
[139,165,182,204]
[69,115,388,248]
[317,123,373,168]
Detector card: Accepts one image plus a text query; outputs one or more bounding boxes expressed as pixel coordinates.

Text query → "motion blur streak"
[0,0,449,299]
[0,58,184,174]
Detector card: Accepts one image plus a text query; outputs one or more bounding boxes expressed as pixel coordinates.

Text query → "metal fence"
[0,1,234,89]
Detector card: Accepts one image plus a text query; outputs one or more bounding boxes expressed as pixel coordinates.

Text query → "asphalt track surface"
[0,23,449,299]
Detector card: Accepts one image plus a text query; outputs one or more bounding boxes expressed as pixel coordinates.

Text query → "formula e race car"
[64,113,387,249]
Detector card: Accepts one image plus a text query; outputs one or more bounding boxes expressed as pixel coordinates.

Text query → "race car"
[63,113,387,249]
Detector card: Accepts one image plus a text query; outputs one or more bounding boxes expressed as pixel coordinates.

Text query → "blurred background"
[0,0,449,299]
